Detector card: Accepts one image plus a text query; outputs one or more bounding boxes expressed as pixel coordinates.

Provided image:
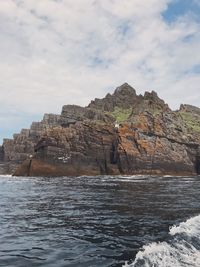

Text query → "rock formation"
[88,83,141,111]
[0,113,60,174]
[1,83,200,176]
[60,105,114,127]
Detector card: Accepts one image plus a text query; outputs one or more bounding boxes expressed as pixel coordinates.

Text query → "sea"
[0,175,200,267]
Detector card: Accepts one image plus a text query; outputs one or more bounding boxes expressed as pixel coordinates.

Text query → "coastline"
[1,84,200,178]
[12,158,197,177]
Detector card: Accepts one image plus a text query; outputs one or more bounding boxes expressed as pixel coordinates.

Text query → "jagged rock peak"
[88,83,139,111]
[143,90,170,111]
[114,83,136,95]
[144,90,158,99]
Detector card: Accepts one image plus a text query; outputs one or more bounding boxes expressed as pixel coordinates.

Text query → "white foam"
[0,174,12,178]
[170,215,200,238]
[123,214,200,267]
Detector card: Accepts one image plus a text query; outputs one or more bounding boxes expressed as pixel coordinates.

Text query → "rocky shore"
[1,83,200,176]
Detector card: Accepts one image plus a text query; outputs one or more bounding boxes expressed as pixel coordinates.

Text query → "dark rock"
[15,122,120,176]
[1,83,200,176]
[88,83,141,111]
[14,117,199,176]
[0,146,3,161]
[0,113,61,174]
[60,105,86,126]
[130,91,170,116]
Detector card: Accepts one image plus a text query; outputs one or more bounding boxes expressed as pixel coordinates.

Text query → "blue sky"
[0,0,200,143]
[163,0,200,22]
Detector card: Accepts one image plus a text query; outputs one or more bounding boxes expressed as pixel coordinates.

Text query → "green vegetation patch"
[180,111,200,133]
[111,107,132,123]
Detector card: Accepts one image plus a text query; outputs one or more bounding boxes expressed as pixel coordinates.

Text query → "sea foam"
[123,214,200,267]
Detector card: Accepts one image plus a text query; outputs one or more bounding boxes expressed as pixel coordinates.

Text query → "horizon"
[1,0,200,143]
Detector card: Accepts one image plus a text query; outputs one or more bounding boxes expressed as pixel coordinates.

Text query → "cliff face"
[14,122,119,176]
[0,114,60,174]
[1,83,200,176]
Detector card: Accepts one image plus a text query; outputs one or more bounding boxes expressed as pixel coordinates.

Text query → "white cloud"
[0,0,200,141]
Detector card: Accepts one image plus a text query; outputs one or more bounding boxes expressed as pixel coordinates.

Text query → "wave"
[123,215,200,267]
[0,174,12,178]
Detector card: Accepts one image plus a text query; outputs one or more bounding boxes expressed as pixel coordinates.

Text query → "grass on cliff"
[110,107,132,123]
[180,111,200,133]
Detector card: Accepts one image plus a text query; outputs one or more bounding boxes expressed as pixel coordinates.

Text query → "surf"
[123,214,200,267]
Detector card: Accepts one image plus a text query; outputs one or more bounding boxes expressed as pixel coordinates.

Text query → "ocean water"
[0,175,200,267]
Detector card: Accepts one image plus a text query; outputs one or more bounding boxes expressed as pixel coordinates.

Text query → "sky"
[0,0,200,143]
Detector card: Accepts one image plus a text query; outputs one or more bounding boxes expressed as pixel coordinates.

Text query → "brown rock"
[2,83,200,176]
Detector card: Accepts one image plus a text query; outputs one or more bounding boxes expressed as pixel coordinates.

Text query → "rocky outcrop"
[116,120,198,176]
[88,83,142,111]
[60,105,114,127]
[14,118,198,177]
[130,91,170,115]
[0,113,61,174]
[15,122,120,176]
[1,83,200,176]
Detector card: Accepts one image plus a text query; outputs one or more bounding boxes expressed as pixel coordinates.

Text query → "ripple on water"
[0,175,200,267]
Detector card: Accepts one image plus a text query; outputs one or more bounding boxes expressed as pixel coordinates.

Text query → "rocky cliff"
[1,83,200,176]
[0,113,60,174]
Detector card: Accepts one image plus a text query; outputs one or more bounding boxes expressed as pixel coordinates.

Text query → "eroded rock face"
[14,122,120,176]
[0,114,61,174]
[116,123,197,176]
[14,117,198,176]
[15,109,200,177]
[1,83,200,176]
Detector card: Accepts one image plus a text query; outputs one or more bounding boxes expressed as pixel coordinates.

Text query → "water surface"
[0,175,200,267]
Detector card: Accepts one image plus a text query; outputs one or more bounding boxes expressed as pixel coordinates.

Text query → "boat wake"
[123,215,200,267]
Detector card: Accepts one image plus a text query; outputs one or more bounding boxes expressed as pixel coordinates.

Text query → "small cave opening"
[195,156,200,175]
[0,145,4,161]
[110,142,118,164]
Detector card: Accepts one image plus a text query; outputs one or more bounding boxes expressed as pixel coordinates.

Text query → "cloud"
[0,0,200,142]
